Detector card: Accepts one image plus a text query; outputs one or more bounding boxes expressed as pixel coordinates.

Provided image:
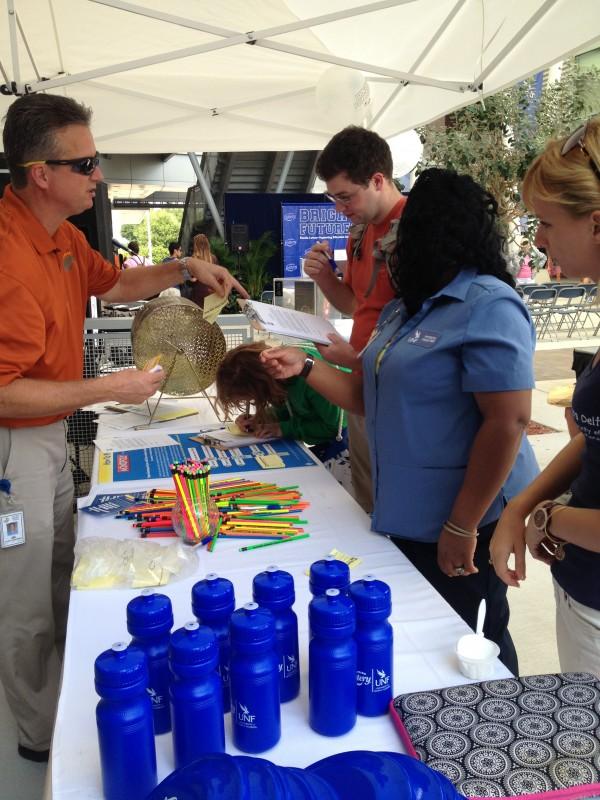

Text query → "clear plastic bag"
[71,537,198,590]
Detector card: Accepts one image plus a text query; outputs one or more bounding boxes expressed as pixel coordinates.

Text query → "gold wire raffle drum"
[131,297,226,395]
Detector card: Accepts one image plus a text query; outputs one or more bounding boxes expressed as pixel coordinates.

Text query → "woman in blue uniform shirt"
[262,168,538,674]
[490,117,600,675]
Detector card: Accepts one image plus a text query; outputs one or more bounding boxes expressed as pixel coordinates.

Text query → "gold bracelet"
[547,504,568,542]
[443,520,479,539]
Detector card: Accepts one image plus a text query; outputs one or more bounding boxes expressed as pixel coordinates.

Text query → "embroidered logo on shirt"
[406,329,440,348]
[62,252,74,271]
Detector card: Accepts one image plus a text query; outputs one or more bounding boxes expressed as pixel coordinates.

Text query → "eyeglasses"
[17,155,101,176]
[324,183,369,206]
[560,121,600,181]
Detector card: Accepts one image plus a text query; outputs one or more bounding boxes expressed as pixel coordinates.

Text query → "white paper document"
[238,299,343,345]
[94,433,178,453]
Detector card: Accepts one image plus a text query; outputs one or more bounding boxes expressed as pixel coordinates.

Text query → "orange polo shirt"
[344,197,406,353]
[0,185,120,428]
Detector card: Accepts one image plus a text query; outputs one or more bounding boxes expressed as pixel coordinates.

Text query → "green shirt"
[273,347,345,446]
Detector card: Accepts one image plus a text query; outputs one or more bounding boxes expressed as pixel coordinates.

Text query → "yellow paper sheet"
[255,453,285,469]
[203,292,228,324]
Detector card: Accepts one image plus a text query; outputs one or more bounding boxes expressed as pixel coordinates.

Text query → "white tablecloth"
[50,408,510,799]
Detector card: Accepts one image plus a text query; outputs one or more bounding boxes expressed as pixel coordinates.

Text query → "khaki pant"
[0,421,74,750]
[554,578,600,675]
[347,412,373,514]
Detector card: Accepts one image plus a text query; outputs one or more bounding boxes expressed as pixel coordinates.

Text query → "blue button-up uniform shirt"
[361,268,539,542]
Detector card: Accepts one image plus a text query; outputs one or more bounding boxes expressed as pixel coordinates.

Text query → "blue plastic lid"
[94,642,148,692]
[309,589,355,637]
[169,622,218,669]
[229,603,275,648]
[252,566,295,610]
[348,575,392,618]
[309,556,350,595]
[192,573,235,618]
[127,589,173,636]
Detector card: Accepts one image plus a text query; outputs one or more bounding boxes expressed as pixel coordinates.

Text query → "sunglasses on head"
[560,121,600,181]
[17,155,100,176]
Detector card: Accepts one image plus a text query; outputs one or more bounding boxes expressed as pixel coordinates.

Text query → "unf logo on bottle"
[357,668,390,692]
[235,701,257,728]
[147,687,165,707]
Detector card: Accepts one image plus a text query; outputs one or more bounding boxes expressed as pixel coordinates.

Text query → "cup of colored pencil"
[170,459,219,545]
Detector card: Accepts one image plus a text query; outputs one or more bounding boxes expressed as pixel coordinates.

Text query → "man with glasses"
[0,93,246,763]
[303,126,406,514]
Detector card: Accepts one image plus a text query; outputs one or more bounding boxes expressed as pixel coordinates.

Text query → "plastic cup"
[456,633,500,680]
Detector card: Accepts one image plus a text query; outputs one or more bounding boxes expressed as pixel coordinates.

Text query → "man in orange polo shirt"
[303,127,406,514]
[0,93,246,762]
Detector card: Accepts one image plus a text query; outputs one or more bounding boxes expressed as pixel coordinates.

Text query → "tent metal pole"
[7,0,21,90]
[187,152,225,240]
[92,0,415,43]
[275,153,294,193]
[372,0,468,127]
[16,13,41,80]
[471,0,559,88]
[257,42,467,93]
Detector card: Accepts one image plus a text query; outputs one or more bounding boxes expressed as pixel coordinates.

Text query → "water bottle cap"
[126,591,173,636]
[192,575,235,618]
[349,577,392,616]
[95,643,148,691]
[309,557,350,595]
[252,567,295,609]
[230,604,275,647]
[169,623,218,667]
[309,591,355,636]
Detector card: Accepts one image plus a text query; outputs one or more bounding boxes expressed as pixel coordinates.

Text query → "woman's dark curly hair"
[216,341,287,422]
[390,168,514,316]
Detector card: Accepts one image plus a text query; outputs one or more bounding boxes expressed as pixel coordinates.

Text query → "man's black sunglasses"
[17,155,100,176]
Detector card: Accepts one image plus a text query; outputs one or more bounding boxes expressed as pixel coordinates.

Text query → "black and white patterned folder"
[391,673,600,798]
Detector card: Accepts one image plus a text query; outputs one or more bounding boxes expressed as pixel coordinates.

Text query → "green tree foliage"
[120,209,183,263]
[211,231,277,306]
[418,58,600,239]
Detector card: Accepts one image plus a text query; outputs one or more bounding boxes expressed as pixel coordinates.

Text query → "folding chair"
[525,287,557,339]
[551,285,587,338]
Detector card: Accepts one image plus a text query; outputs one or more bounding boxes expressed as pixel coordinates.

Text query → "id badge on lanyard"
[0,479,26,548]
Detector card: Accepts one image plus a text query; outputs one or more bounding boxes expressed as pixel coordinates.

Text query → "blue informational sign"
[281,203,351,278]
[99,433,317,483]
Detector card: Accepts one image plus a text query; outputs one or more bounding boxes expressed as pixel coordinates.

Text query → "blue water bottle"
[169,621,225,770]
[191,572,235,711]
[94,642,157,800]
[309,555,350,596]
[349,575,393,716]
[126,589,173,734]
[252,565,300,702]
[229,602,281,753]
[309,588,357,736]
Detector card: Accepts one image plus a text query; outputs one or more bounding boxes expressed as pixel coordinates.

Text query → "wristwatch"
[299,355,315,379]
[179,257,193,282]
[532,501,561,533]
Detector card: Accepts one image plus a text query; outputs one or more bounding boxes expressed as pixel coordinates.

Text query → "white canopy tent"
[1,0,599,154]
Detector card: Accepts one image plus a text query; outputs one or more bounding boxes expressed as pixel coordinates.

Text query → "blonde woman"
[188,234,218,305]
[490,117,600,674]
